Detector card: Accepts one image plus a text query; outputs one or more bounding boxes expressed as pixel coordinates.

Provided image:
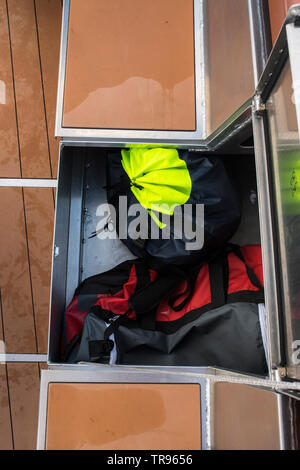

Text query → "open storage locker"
[37,0,300,450]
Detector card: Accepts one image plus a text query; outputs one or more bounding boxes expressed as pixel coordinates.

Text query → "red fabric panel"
[65,297,88,343]
[96,267,157,319]
[241,245,264,286]
[65,264,139,341]
[228,245,263,295]
[96,264,137,315]
[228,254,255,294]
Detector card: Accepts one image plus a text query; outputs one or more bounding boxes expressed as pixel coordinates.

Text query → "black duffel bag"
[106,148,241,266]
[62,245,267,376]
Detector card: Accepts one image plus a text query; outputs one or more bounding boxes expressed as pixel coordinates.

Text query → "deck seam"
[5,0,23,178]
[33,0,54,180]
[21,187,40,355]
[0,291,15,449]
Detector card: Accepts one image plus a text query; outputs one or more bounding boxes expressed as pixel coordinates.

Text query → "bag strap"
[129,267,187,315]
[207,244,263,312]
[226,244,262,289]
[87,310,129,362]
[132,261,156,330]
[129,266,187,330]
[208,255,227,309]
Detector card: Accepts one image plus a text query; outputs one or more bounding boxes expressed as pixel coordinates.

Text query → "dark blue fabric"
[106,151,241,265]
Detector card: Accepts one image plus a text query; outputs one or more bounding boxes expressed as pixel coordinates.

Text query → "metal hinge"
[277,366,287,379]
[253,94,266,116]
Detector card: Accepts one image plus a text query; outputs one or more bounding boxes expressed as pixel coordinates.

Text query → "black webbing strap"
[104,313,128,340]
[89,339,114,362]
[208,256,227,309]
[133,262,156,330]
[88,312,128,362]
[135,262,151,292]
[130,266,192,329]
[129,268,186,316]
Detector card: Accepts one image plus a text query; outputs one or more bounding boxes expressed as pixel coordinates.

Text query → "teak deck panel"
[6,363,40,450]
[0,0,61,450]
[0,0,20,177]
[7,0,51,178]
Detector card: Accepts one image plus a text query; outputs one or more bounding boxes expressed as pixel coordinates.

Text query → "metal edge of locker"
[252,4,300,383]
[208,380,284,450]
[55,0,206,145]
[37,365,300,450]
[54,0,266,151]
[36,366,210,450]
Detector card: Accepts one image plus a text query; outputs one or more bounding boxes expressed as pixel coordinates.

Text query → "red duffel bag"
[61,244,267,376]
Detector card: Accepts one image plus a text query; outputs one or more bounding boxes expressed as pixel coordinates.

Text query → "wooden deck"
[0,0,295,452]
[0,0,62,449]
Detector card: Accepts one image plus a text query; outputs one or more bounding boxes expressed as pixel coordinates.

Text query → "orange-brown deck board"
[6,362,40,450]
[23,187,55,353]
[35,0,62,178]
[0,0,20,177]
[0,0,62,450]
[7,0,53,178]
[0,365,13,450]
[0,187,38,354]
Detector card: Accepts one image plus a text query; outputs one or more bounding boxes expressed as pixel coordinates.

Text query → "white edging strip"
[0,179,57,188]
[0,354,48,363]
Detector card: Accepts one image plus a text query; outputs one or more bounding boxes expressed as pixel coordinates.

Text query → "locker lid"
[253,4,300,381]
[55,0,260,148]
[37,367,288,450]
[213,382,281,450]
[37,367,205,450]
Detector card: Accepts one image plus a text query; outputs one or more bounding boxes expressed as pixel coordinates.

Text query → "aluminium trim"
[205,379,213,450]
[58,98,253,152]
[256,5,300,102]
[36,367,207,450]
[248,0,272,86]
[55,0,206,143]
[253,15,300,380]
[36,365,300,449]
[252,110,283,372]
[286,21,300,137]
[0,353,48,363]
[277,394,286,450]
[46,140,66,362]
[41,363,300,392]
[0,179,57,187]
